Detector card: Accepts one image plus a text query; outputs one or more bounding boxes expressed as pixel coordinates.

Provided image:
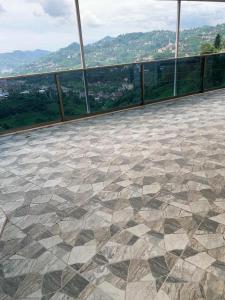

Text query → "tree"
[200,43,215,55]
[214,34,221,50]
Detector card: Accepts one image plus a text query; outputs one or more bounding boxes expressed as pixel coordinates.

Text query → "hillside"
[20,43,81,74]
[180,23,225,55]
[2,23,225,76]
[16,30,175,75]
[0,49,50,75]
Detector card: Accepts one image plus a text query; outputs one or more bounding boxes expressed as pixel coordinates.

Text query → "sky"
[0,0,225,53]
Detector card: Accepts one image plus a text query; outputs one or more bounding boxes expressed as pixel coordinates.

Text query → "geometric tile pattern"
[1,90,225,299]
[0,207,7,237]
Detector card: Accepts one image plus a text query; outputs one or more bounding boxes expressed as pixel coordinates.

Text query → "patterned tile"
[1,90,225,298]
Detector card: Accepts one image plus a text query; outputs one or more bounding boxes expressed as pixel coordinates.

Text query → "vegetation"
[214,34,222,49]
[0,50,50,75]
[200,43,215,55]
[0,67,141,131]
[2,25,225,132]
[201,34,225,55]
[2,23,225,76]
[2,51,225,133]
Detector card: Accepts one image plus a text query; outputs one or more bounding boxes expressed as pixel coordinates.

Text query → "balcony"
[2,0,225,297]
[1,79,225,298]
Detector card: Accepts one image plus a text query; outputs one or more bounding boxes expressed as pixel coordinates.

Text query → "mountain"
[0,31,175,76]
[2,23,225,76]
[179,23,225,55]
[84,31,175,65]
[21,43,81,74]
[0,49,51,75]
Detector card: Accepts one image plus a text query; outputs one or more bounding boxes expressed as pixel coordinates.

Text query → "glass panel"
[58,71,87,119]
[180,2,225,57]
[0,74,61,132]
[79,0,177,67]
[144,60,175,103]
[87,65,141,113]
[0,0,81,77]
[204,53,225,90]
[177,56,202,96]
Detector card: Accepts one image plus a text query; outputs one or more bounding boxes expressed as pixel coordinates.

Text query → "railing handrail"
[0,51,224,81]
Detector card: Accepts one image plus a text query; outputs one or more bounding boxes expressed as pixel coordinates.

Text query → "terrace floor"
[1,90,225,299]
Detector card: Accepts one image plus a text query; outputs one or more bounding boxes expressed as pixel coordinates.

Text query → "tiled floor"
[1,90,225,299]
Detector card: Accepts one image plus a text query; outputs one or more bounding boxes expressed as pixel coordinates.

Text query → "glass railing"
[87,64,141,113]
[58,70,87,119]
[0,74,61,132]
[144,59,175,103]
[176,56,202,96]
[204,53,225,91]
[0,53,225,134]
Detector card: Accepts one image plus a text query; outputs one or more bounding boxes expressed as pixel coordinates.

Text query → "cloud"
[80,0,178,36]
[180,2,225,29]
[29,0,73,18]
[82,11,103,28]
[0,0,78,52]
[2,0,225,52]
[0,4,5,14]
[42,0,72,17]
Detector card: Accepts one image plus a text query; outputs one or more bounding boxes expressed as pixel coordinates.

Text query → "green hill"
[2,23,225,76]
[0,49,50,75]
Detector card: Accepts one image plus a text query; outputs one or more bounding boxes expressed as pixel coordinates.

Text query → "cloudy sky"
[0,0,225,53]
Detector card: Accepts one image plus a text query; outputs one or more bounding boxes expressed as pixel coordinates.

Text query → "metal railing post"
[200,56,206,93]
[82,69,90,112]
[174,0,181,97]
[141,64,145,105]
[173,58,178,97]
[74,0,90,114]
[55,74,65,122]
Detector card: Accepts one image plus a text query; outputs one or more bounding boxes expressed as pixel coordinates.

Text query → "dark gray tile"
[61,274,89,298]
[148,256,170,278]
[108,260,130,280]
[75,230,94,246]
